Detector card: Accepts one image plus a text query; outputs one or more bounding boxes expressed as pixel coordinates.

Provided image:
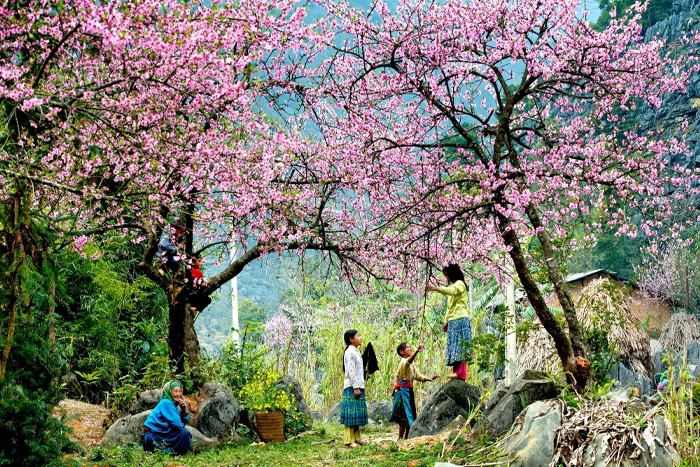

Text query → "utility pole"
[230,245,240,347]
[505,267,517,385]
[686,265,691,314]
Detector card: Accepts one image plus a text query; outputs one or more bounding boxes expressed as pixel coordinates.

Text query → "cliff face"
[639,0,700,167]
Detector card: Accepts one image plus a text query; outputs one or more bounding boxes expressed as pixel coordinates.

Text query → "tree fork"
[495,211,588,390]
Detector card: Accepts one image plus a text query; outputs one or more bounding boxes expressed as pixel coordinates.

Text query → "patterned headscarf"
[159,380,182,403]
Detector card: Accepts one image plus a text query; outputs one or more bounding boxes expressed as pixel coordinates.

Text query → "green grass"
[81,425,449,467]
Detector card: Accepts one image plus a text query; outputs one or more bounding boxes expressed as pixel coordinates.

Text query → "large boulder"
[276,376,313,422]
[326,401,341,424]
[609,362,652,396]
[103,410,152,447]
[192,381,240,442]
[408,380,480,439]
[128,389,161,414]
[502,400,563,467]
[104,409,219,453]
[367,400,393,423]
[476,371,558,439]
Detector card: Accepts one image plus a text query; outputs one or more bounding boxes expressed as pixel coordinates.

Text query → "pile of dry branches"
[550,399,669,467]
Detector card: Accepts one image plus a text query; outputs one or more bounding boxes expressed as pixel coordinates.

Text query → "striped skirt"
[445,316,472,366]
[340,387,368,427]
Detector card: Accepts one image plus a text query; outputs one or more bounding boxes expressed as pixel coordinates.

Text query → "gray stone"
[408,380,480,439]
[103,410,152,447]
[519,369,549,381]
[687,341,700,365]
[193,381,240,442]
[327,401,341,424]
[310,411,326,423]
[103,409,217,452]
[610,362,651,395]
[605,382,643,403]
[187,426,218,453]
[367,400,393,423]
[502,400,562,467]
[276,376,313,423]
[128,389,161,414]
[650,339,662,355]
[439,415,468,439]
[476,376,558,439]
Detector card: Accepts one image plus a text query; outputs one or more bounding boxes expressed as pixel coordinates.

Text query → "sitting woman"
[141,380,192,455]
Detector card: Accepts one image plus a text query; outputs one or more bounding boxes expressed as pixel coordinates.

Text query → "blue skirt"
[446,317,472,366]
[141,428,192,455]
[340,387,368,427]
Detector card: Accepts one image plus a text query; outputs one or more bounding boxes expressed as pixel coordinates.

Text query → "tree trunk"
[168,299,188,375]
[48,277,56,352]
[0,193,24,382]
[495,211,589,390]
[184,306,201,370]
[525,203,588,361]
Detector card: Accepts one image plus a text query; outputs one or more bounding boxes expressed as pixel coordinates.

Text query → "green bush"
[0,384,74,467]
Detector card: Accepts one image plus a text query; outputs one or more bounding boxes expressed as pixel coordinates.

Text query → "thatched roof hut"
[659,312,700,354]
[517,278,654,380]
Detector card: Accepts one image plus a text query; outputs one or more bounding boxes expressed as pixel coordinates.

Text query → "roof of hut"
[659,312,700,354]
[517,278,653,380]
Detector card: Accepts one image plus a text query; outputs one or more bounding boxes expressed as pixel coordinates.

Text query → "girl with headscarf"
[141,380,192,455]
[426,263,472,380]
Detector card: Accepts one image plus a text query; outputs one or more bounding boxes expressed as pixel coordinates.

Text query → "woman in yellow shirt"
[426,263,472,380]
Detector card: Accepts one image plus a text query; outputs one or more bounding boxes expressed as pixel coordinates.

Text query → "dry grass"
[659,312,700,354]
[518,278,653,379]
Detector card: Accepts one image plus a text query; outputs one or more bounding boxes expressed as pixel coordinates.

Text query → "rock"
[650,339,662,355]
[583,414,679,467]
[439,415,468,439]
[367,400,393,423]
[104,408,223,452]
[187,426,218,452]
[408,380,480,439]
[605,382,643,402]
[653,349,680,387]
[310,411,326,423]
[103,410,152,447]
[519,369,549,380]
[476,375,558,439]
[276,376,313,422]
[687,341,700,365]
[502,400,562,467]
[609,362,651,395]
[193,381,240,442]
[326,401,341,424]
[129,389,161,415]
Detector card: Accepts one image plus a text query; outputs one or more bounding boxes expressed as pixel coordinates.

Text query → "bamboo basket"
[255,411,285,442]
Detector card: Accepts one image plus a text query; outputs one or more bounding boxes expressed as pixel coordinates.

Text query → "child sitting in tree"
[390,342,439,440]
[187,257,211,318]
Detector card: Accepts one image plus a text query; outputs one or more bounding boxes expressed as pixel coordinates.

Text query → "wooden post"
[686,265,691,314]
[230,244,240,347]
[505,270,517,385]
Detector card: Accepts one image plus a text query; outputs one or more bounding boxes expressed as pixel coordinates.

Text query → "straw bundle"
[517,278,653,380]
[516,326,560,379]
[659,312,700,354]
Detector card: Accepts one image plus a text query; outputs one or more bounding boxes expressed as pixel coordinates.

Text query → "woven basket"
[255,411,285,442]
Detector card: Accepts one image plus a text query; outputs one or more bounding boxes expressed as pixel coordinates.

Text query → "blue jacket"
[144,399,189,434]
